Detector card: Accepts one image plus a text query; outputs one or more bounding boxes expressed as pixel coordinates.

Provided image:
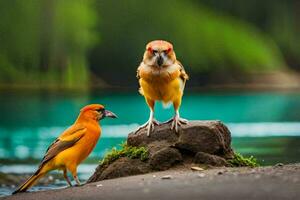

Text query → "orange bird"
[13,104,117,194]
[137,40,189,136]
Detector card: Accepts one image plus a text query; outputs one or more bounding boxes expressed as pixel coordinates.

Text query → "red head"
[143,40,176,67]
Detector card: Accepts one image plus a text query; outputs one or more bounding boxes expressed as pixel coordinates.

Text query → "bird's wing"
[38,124,86,169]
[176,60,189,82]
[136,64,142,80]
[136,63,145,95]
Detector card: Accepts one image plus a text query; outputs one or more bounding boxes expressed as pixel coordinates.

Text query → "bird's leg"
[74,175,81,186]
[145,109,157,136]
[166,99,188,132]
[63,169,72,187]
[135,99,159,136]
[135,109,159,136]
[170,110,188,132]
[69,167,81,186]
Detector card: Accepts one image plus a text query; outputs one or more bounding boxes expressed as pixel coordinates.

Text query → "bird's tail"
[12,169,45,194]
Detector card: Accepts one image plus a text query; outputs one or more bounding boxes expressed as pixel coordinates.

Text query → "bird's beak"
[104,110,118,118]
[157,54,164,67]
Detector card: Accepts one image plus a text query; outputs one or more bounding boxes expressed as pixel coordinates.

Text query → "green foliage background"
[0,0,298,88]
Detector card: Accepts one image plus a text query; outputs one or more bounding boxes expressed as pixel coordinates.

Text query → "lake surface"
[0,90,300,195]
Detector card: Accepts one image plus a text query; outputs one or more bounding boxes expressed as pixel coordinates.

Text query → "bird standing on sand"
[13,104,117,194]
[137,40,189,136]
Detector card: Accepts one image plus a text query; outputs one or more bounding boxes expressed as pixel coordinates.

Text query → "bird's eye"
[164,48,172,54]
[152,50,158,54]
[96,108,104,112]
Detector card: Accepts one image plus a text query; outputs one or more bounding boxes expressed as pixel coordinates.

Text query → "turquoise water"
[1,90,300,163]
[0,90,300,195]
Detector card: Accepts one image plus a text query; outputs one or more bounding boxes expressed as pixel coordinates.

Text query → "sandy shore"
[2,163,300,200]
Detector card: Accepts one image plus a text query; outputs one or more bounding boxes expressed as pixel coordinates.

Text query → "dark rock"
[146,141,172,157]
[89,120,234,183]
[149,147,182,170]
[194,152,229,166]
[174,121,233,158]
[88,157,151,182]
[128,120,234,159]
[127,124,179,147]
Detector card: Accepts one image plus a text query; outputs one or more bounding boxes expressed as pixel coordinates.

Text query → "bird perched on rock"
[137,40,189,136]
[13,104,117,194]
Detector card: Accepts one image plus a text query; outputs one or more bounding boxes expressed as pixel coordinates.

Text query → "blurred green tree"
[0,0,98,88]
[199,0,300,70]
[0,0,295,88]
[90,0,286,86]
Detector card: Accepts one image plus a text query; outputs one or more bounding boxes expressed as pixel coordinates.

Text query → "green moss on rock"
[100,142,148,166]
[228,153,259,167]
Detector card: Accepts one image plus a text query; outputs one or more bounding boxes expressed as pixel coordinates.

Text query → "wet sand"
[3,164,300,200]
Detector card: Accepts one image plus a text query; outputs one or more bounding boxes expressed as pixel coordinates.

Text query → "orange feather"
[13,104,116,194]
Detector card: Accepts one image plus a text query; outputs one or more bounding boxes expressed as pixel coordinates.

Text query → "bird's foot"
[146,119,160,136]
[169,116,188,132]
[66,181,72,187]
[74,176,81,186]
[134,119,160,136]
